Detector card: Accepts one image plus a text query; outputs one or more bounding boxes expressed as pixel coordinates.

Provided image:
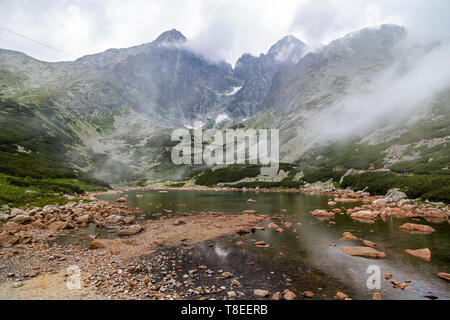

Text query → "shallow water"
[93,189,450,300]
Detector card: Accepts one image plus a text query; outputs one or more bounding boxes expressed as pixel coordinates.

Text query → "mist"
[303,36,450,146]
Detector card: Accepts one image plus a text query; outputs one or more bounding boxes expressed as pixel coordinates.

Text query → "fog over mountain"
[0,23,449,184]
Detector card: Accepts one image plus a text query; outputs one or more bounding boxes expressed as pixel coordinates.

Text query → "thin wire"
[0,26,76,59]
[0,36,61,61]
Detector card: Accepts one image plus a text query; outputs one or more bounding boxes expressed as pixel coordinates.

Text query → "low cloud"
[304,38,450,145]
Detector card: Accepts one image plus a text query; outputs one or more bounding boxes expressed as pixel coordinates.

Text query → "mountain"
[0,25,449,200]
[229,35,305,117]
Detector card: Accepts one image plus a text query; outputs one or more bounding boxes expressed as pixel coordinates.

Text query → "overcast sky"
[0,0,448,64]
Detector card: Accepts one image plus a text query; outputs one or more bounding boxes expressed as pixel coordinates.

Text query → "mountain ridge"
[0,24,449,199]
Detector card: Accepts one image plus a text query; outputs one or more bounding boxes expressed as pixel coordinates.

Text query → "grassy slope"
[0,97,110,207]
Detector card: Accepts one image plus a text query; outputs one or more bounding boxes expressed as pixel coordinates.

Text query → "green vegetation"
[195,165,261,186]
[0,98,110,207]
[194,163,302,188]
[342,172,450,203]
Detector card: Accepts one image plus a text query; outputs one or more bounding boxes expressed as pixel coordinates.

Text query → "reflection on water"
[94,190,450,300]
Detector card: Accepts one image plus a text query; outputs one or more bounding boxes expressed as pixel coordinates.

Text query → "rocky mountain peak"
[267,35,306,64]
[153,29,187,45]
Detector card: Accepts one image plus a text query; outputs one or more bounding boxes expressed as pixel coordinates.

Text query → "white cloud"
[0,0,448,63]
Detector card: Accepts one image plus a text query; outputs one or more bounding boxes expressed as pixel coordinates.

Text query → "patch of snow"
[225,86,242,96]
[215,114,231,124]
[184,121,204,129]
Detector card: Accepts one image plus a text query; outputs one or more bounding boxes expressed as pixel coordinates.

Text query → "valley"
[0,23,449,301]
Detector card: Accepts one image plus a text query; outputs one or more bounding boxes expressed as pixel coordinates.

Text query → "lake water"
[92,189,450,300]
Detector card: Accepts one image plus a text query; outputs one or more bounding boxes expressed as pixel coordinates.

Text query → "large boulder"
[0,213,9,222]
[123,216,136,224]
[385,188,407,201]
[351,210,379,220]
[12,214,32,225]
[437,272,450,282]
[117,224,143,236]
[253,289,269,298]
[341,246,386,259]
[311,209,335,219]
[1,221,22,233]
[399,223,435,234]
[105,215,124,223]
[89,240,105,250]
[10,208,26,216]
[405,248,431,261]
[0,233,19,247]
[76,214,90,224]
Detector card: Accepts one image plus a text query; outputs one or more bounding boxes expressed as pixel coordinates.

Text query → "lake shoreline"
[0,187,449,300]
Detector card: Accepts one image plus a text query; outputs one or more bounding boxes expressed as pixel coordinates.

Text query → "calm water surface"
[89,190,450,300]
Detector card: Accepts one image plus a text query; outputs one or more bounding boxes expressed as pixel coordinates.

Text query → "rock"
[235,241,244,246]
[112,238,122,246]
[437,272,450,282]
[311,209,335,219]
[12,214,32,224]
[221,272,232,278]
[351,210,378,220]
[227,291,237,298]
[275,228,284,233]
[12,282,23,288]
[267,222,279,230]
[0,213,9,223]
[334,291,349,299]
[231,279,240,286]
[236,228,250,235]
[341,232,358,241]
[251,226,265,232]
[117,225,143,236]
[89,240,105,250]
[198,265,207,270]
[283,222,293,229]
[399,223,435,234]
[110,247,120,255]
[341,246,386,259]
[48,221,68,231]
[363,240,377,248]
[423,210,446,219]
[10,208,26,216]
[283,290,296,300]
[303,291,314,298]
[254,241,265,246]
[424,294,438,300]
[172,220,185,226]
[253,289,269,298]
[247,199,256,203]
[76,214,90,223]
[384,273,393,280]
[386,188,407,201]
[116,198,127,203]
[1,221,21,233]
[243,210,257,214]
[405,248,431,261]
[271,292,282,300]
[0,234,19,246]
[106,215,124,223]
[154,240,164,246]
[123,216,136,224]
[372,292,382,300]
[373,198,388,206]
[328,201,337,206]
